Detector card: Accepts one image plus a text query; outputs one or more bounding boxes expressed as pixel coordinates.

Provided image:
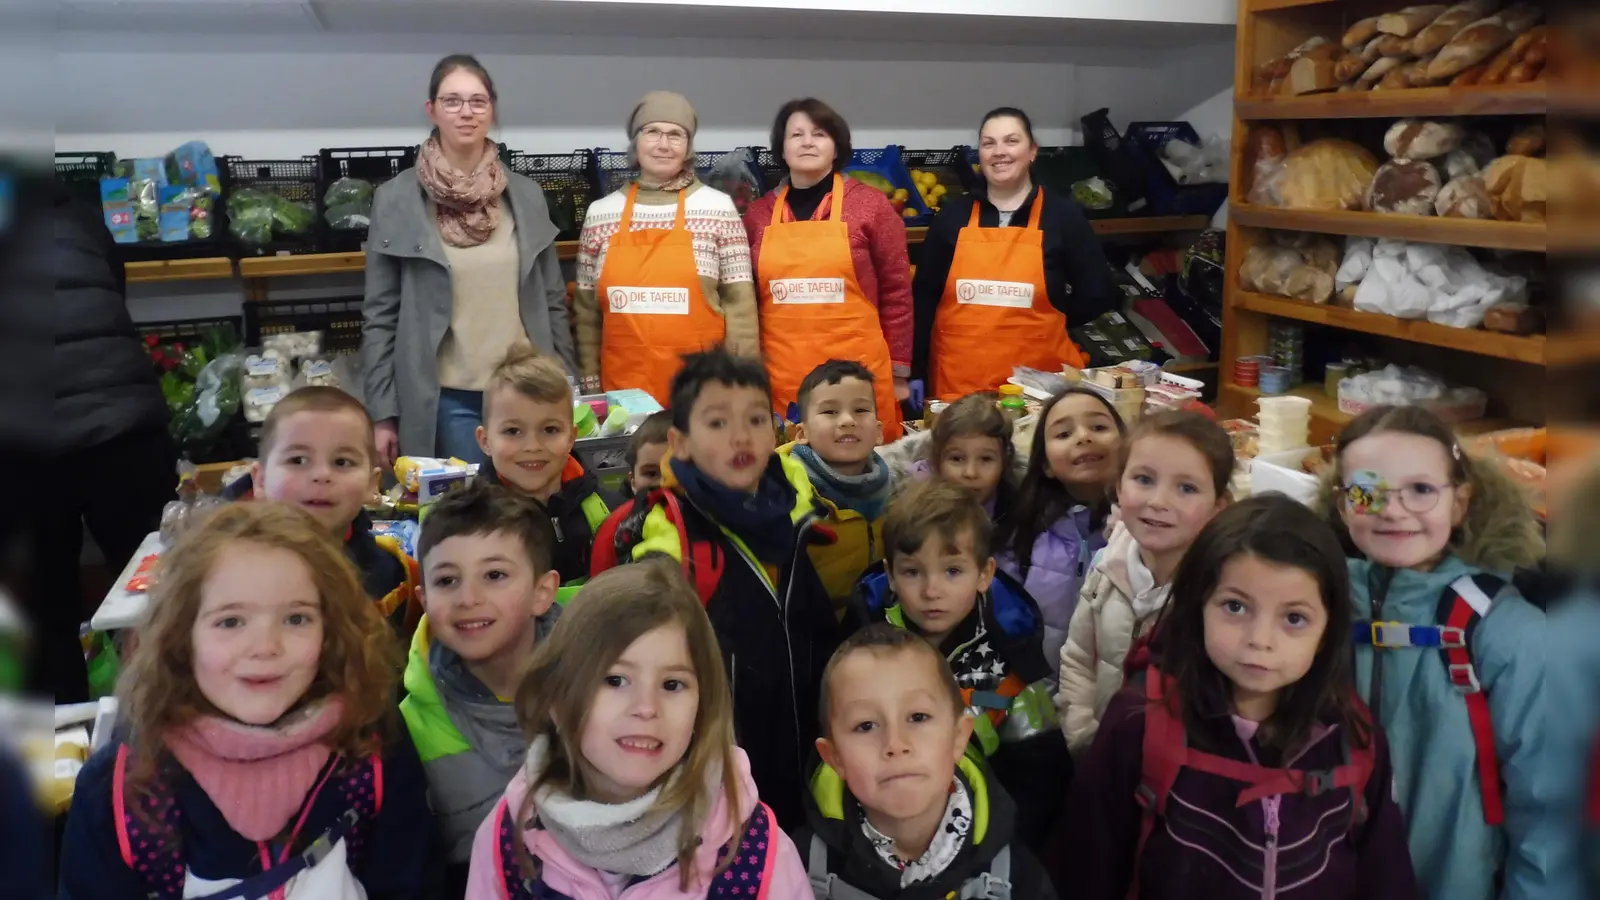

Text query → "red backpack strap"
[598,490,725,606]
[657,491,723,606]
[1438,574,1506,826]
[589,498,635,578]
[1128,670,1185,900]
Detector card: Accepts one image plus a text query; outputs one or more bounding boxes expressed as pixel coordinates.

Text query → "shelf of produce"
[238,253,368,279]
[1236,85,1546,121]
[1234,291,1546,365]
[1230,205,1546,253]
[125,258,235,284]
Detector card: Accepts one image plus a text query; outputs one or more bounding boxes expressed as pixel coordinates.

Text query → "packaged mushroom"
[297,354,340,389]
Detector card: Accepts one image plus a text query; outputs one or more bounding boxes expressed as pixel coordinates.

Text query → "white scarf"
[862,779,973,887]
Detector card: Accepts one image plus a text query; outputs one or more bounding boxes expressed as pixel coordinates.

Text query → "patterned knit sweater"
[574,179,759,378]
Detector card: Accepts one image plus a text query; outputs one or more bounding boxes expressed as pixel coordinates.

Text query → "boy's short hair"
[416,480,556,575]
[484,345,572,422]
[668,346,772,432]
[818,623,963,735]
[882,480,993,565]
[627,410,673,468]
[259,386,376,463]
[797,360,876,419]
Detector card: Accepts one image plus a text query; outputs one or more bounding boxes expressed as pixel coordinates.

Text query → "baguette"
[1410,53,1449,86]
[1378,5,1449,37]
[1375,34,1417,57]
[1355,56,1405,90]
[1413,0,1502,56]
[1377,60,1422,90]
[1425,17,1516,80]
[1479,41,1522,83]
[1335,39,1386,82]
[1451,62,1492,85]
[1506,59,1542,82]
[1507,23,1547,58]
[1498,2,1543,34]
[1342,16,1382,50]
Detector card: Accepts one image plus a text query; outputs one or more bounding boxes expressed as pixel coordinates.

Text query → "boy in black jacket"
[797,624,1058,900]
[603,346,839,828]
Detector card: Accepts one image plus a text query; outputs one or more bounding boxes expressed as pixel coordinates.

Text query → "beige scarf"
[417,135,508,247]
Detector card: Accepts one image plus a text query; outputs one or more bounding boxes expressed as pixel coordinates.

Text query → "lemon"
[932,184,947,197]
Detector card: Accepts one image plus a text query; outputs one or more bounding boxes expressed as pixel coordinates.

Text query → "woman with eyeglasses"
[573,91,757,406]
[362,54,575,465]
[744,98,910,441]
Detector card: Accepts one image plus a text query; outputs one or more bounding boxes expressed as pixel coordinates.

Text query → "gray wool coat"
[362,167,577,457]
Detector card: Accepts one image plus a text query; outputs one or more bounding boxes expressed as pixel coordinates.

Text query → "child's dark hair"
[1120,409,1235,500]
[930,392,1017,510]
[417,480,556,575]
[817,623,963,736]
[627,410,673,468]
[797,359,876,418]
[668,347,772,432]
[1150,494,1368,755]
[995,388,1126,573]
[883,480,993,565]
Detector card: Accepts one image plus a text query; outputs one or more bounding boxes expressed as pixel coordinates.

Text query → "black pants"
[35,426,176,702]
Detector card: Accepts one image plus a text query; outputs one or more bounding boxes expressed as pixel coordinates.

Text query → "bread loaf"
[1507,24,1548,58]
[1409,54,1449,85]
[1507,124,1545,157]
[1482,303,1541,334]
[1277,139,1380,210]
[1413,0,1502,56]
[1479,40,1521,83]
[1368,159,1444,215]
[1374,34,1417,57]
[1335,38,1387,81]
[1355,56,1405,89]
[1451,62,1491,85]
[1436,174,1494,218]
[1426,17,1516,79]
[1484,154,1547,222]
[1289,55,1340,94]
[1384,120,1465,160]
[1379,5,1449,37]
[1376,60,1423,89]
[1506,59,1543,82]
[1343,16,1382,49]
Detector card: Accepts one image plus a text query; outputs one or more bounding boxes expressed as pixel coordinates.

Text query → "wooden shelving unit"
[125,257,235,284]
[1219,0,1548,436]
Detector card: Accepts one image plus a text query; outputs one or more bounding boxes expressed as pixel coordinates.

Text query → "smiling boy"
[251,386,421,637]
[797,624,1058,900]
[851,480,1070,848]
[401,480,561,888]
[476,346,612,597]
[783,360,893,613]
[601,345,839,828]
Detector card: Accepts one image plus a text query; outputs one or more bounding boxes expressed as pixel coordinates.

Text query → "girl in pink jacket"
[465,559,812,900]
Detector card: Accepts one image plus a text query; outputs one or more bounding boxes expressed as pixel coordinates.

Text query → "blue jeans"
[435,388,487,464]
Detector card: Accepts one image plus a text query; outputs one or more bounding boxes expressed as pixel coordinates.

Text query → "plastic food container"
[1258,365,1292,395]
[1251,447,1323,507]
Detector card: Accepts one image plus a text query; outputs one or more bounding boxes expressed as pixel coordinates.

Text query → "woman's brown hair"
[1147,494,1370,756]
[514,559,741,890]
[1119,409,1236,500]
[770,98,853,175]
[427,54,499,134]
[117,502,400,821]
[931,392,1018,515]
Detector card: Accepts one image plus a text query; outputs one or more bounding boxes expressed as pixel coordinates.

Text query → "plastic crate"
[1030,146,1134,219]
[318,146,418,252]
[222,156,321,256]
[136,315,243,348]
[756,148,787,193]
[507,150,597,241]
[1122,122,1229,218]
[56,151,116,203]
[244,297,365,355]
[900,146,980,215]
[591,147,766,201]
[845,146,931,226]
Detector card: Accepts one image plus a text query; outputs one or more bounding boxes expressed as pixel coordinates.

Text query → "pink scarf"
[416,135,508,247]
[163,697,345,841]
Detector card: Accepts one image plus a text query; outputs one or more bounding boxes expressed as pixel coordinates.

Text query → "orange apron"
[930,189,1087,401]
[757,174,902,441]
[596,184,726,406]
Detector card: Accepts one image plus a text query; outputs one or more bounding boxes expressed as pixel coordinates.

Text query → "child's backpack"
[1349,572,1507,824]
[1128,666,1375,900]
[491,795,779,900]
[112,743,383,899]
[590,488,726,605]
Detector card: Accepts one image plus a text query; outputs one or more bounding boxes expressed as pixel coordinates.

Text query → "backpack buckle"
[1448,662,1482,694]
[1369,621,1411,647]
[1302,769,1336,797]
[1437,626,1467,649]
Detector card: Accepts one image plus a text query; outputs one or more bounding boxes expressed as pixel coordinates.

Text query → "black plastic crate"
[755,148,787,193]
[592,147,766,204]
[56,151,116,203]
[507,150,597,241]
[222,156,321,256]
[318,145,417,253]
[136,315,243,348]
[245,297,364,355]
[900,146,980,215]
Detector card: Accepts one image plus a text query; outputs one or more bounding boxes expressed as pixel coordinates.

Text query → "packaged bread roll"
[1426,17,1516,80]
[1484,154,1547,221]
[1277,139,1380,210]
[1378,5,1449,37]
[1413,0,1502,56]
[1368,159,1444,215]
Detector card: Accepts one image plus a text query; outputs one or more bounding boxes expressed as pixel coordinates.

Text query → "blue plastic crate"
[845,146,932,227]
[899,146,982,212]
[1122,121,1228,218]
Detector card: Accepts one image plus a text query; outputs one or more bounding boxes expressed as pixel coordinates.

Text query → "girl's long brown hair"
[931,392,1019,515]
[117,502,400,822]
[514,559,741,890]
[1146,494,1370,756]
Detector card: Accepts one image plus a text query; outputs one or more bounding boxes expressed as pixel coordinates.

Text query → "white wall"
[55,30,1236,321]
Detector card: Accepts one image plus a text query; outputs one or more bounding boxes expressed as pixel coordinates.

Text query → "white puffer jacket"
[1056,521,1171,754]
